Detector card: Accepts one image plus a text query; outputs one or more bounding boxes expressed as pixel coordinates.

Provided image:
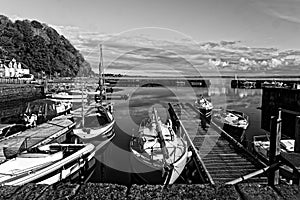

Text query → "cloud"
[251,0,300,25]
[53,24,300,75]
[268,9,300,24]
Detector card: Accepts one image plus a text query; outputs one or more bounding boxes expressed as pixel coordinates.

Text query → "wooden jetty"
[0,118,75,162]
[168,102,267,184]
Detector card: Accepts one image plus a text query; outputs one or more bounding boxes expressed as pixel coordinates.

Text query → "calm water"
[0,79,267,185]
[89,79,267,185]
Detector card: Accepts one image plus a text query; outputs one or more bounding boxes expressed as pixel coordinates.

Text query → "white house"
[0,58,30,78]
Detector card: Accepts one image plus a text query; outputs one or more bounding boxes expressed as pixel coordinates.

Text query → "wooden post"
[295,116,300,153]
[268,108,282,186]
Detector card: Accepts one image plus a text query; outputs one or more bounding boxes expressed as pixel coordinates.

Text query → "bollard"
[268,111,281,186]
[295,116,300,153]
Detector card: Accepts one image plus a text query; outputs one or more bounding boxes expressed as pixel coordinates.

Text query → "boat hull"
[211,109,248,141]
[130,139,188,185]
[0,144,95,186]
[197,108,212,120]
[77,129,115,152]
[212,119,246,140]
[130,151,188,184]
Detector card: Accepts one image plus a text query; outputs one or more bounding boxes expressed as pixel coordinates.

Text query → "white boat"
[130,108,188,185]
[211,109,249,139]
[72,104,115,151]
[194,96,213,118]
[0,143,95,185]
[51,92,88,100]
[52,99,72,115]
[253,135,295,160]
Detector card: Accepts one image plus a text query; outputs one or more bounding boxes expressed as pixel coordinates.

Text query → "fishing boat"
[0,143,95,185]
[72,44,115,151]
[211,109,249,140]
[130,108,188,185]
[194,96,213,118]
[253,134,295,161]
[21,99,72,127]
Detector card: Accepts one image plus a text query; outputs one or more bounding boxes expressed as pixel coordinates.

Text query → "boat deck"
[0,118,75,162]
[170,102,267,184]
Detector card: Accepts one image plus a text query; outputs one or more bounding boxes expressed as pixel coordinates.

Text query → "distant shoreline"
[103,74,300,80]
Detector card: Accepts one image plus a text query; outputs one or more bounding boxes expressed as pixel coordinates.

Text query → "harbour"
[1,1,300,198]
[1,76,300,199]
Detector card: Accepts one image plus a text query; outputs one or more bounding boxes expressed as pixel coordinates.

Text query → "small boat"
[211,109,249,140]
[241,81,256,89]
[51,99,72,115]
[21,99,72,127]
[51,92,88,101]
[253,134,295,161]
[130,108,188,185]
[72,104,115,151]
[0,143,95,185]
[194,96,213,118]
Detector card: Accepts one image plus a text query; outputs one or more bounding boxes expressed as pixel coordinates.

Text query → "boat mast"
[81,82,85,127]
[99,44,105,103]
[153,108,169,159]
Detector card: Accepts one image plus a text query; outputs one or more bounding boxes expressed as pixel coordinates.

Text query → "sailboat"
[73,44,115,151]
[130,108,188,185]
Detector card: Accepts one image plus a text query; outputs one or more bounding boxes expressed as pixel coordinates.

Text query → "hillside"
[0,15,94,77]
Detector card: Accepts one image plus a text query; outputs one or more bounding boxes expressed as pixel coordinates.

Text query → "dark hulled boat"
[194,96,213,118]
[211,109,249,140]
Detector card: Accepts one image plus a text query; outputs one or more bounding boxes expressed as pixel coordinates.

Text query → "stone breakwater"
[0,84,44,122]
[0,183,300,199]
[0,84,44,103]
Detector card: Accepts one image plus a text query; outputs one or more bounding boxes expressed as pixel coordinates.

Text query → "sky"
[1,0,300,75]
[1,0,300,49]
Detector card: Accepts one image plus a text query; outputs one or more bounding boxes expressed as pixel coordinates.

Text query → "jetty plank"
[0,118,74,161]
[170,102,267,184]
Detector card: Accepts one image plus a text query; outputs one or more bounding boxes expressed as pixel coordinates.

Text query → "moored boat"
[130,108,188,185]
[72,104,115,151]
[21,99,72,127]
[211,109,249,140]
[51,92,88,103]
[0,143,95,185]
[253,134,295,161]
[52,99,72,115]
[194,96,213,118]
